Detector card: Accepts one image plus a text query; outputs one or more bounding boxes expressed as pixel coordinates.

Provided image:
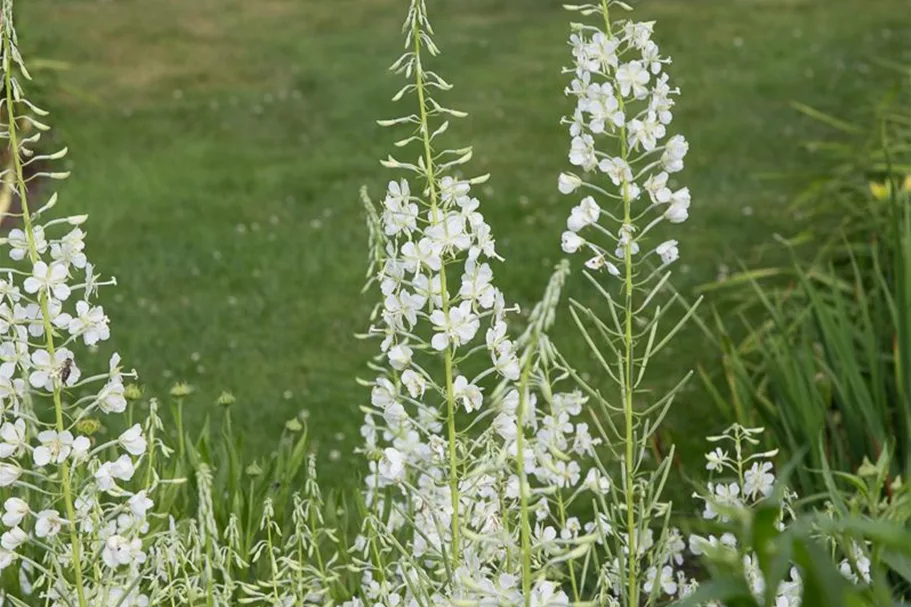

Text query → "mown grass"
[17,0,910,483]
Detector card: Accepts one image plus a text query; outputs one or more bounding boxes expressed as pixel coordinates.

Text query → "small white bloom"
[119,424,147,456]
[743,461,775,499]
[401,369,426,399]
[71,436,91,461]
[644,172,672,204]
[0,419,26,458]
[616,60,650,99]
[567,196,600,232]
[102,535,146,568]
[8,227,47,261]
[50,228,88,268]
[0,526,26,551]
[0,548,14,571]
[598,156,633,186]
[569,134,597,171]
[2,498,29,527]
[656,240,679,264]
[453,375,483,412]
[95,455,136,492]
[384,343,412,370]
[662,135,688,173]
[23,261,70,301]
[128,492,154,519]
[561,231,584,254]
[29,348,80,391]
[557,172,582,194]
[430,300,480,351]
[33,430,75,467]
[378,447,406,483]
[664,188,691,223]
[34,510,64,538]
[0,463,21,487]
[60,300,110,346]
[705,447,727,471]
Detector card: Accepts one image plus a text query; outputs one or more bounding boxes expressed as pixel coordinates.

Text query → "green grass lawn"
[17,0,910,483]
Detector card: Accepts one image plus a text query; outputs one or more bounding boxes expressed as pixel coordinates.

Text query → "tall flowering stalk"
[0,2,157,604]
[354,2,614,605]
[556,2,698,605]
[361,0,519,570]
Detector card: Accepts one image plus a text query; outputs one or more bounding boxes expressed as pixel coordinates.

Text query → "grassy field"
[17,0,910,482]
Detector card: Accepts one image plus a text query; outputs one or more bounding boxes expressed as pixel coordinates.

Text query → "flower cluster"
[0,3,157,604]
[351,2,616,605]
[558,6,689,272]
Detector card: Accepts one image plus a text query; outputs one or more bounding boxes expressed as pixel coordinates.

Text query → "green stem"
[2,24,89,607]
[515,355,534,607]
[411,6,461,569]
[600,2,639,605]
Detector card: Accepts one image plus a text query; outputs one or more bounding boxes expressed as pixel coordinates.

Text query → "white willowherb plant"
[0,1,162,605]
[554,1,701,605]
[352,1,622,605]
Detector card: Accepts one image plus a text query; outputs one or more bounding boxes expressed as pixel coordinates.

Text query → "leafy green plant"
[694,76,911,496]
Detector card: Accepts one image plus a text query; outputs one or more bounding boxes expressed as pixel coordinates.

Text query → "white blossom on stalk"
[0,4,154,600]
[355,2,601,606]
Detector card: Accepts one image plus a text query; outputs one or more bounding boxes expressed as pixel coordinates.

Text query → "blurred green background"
[18,0,910,481]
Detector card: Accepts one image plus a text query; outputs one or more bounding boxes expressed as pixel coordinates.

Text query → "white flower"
[8,226,46,261]
[664,187,691,223]
[23,261,70,301]
[71,436,91,461]
[0,463,20,487]
[743,461,775,499]
[33,430,75,467]
[453,375,483,412]
[561,231,584,254]
[102,535,146,568]
[589,31,619,69]
[644,172,672,203]
[34,510,64,538]
[401,369,426,398]
[119,424,147,456]
[627,112,666,151]
[0,548,14,571]
[705,447,727,471]
[50,228,88,268]
[644,565,678,596]
[378,447,406,483]
[569,134,597,171]
[2,498,29,527]
[128,492,154,519]
[439,176,470,206]
[426,212,471,252]
[95,455,136,492]
[662,134,688,173]
[567,196,600,232]
[598,156,633,186]
[0,419,26,458]
[616,60,650,99]
[29,348,80,391]
[624,21,655,50]
[656,240,679,265]
[401,238,442,273]
[557,172,582,194]
[59,300,110,346]
[382,180,418,236]
[0,526,26,551]
[459,262,496,309]
[430,300,479,351]
[387,344,412,370]
[98,377,127,414]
